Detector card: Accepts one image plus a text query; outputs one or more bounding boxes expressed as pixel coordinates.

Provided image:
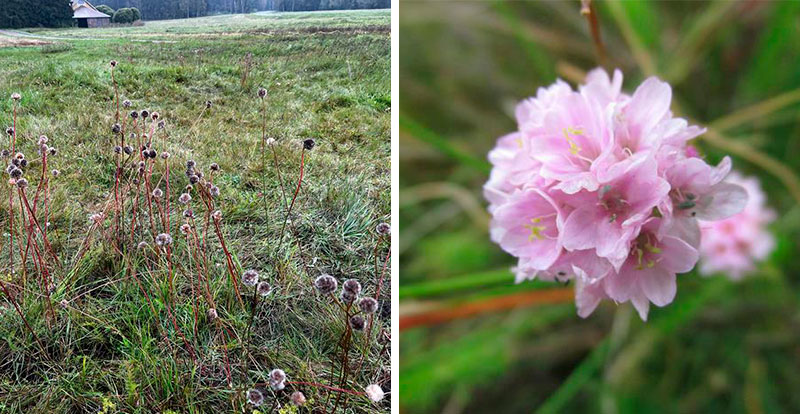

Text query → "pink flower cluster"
[485,68,748,320]
[699,172,775,279]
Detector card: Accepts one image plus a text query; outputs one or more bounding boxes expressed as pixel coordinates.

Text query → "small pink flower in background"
[485,68,748,320]
[699,172,775,280]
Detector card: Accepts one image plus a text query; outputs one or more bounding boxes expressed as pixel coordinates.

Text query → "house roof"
[72,1,111,19]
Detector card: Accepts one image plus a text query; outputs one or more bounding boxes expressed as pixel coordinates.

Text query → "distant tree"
[113,7,137,23]
[130,7,142,21]
[96,4,116,16]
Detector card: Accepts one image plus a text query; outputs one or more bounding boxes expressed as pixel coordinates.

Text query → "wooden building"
[71,0,111,28]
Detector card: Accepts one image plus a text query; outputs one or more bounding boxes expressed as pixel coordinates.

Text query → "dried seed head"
[37,135,48,145]
[137,241,149,250]
[207,308,218,320]
[122,99,132,108]
[15,152,24,160]
[48,147,57,156]
[246,389,264,407]
[265,137,276,145]
[155,233,173,247]
[257,281,272,297]
[151,112,159,120]
[343,279,362,296]
[359,297,378,314]
[158,120,166,129]
[189,175,199,184]
[60,299,69,309]
[269,369,286,390]
[210,185,220,198]
[18,159,27,168]
[314,274,337,295]
[140,110,149,119]
[110,60,117,67]
[152,188,163,198]
[114,145,122,154]
[212,210,222,220]
[365,384,384,402]
[303,138,316,150]
[205,100,212,109]
[182,209,194,218]
[180,223,191,235]
[11,93,21,101]
[179,193,191,204]
[123,145,133,155]
[258,87,267,98]
[186,160,196,169]
[209,163,220,172]
[112,123,121,134]
[5,127,13,136]
[16,178,28,189]
[89,213,104,224]
[376,222,391,235]
[148,149,157,159]
[1,150,8,157]
[9,168,22,179]
[290,391,306,406]
[51,169,60,177]
[160,151,170,159]
[349,315,366,331]
[130,110,139,119]
[242,269,259,287]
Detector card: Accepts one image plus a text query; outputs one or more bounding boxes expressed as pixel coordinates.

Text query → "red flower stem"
[212,217,244,308]
[278,147,305,246]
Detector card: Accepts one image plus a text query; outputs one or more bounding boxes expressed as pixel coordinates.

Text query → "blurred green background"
[399,1,800,413]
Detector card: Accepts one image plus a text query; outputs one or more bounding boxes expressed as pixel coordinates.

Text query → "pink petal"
[638,267,677,307]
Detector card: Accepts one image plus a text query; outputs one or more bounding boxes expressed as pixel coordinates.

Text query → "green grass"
[400,1,800,413]
[0,10,389,413]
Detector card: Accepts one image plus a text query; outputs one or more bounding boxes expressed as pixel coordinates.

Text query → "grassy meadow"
[400,1,800,413]
[0,9,390,413]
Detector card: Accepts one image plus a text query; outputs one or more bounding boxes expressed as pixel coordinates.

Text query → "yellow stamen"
[523,217,547,241]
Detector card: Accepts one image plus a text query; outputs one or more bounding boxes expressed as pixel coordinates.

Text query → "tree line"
[0,0,388,28]
[97,0,389,20]
[0,0,72,29]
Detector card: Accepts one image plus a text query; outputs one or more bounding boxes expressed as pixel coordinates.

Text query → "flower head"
[349,315,366,331]
[358,297,378,314]
[246,389,264,406]
[698,173,775,280]
[11,93,21,101]
[365,384,384,402]
[343,279,362,296]
[258,87,267,98]
[242,269,259,287]
[290,391,306,406]
[485,68,747,320]
[269,368,286,390]
[155,233,173,247]
[314,274,337,294]
[257,281,272,297]
[179,193,191,204]
[207,308,218,320]
[376,222,390,235]
[303,139,315,150]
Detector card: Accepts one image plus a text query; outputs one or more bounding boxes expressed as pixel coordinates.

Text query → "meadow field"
[0,9,390,413]
[400,1,800,413]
